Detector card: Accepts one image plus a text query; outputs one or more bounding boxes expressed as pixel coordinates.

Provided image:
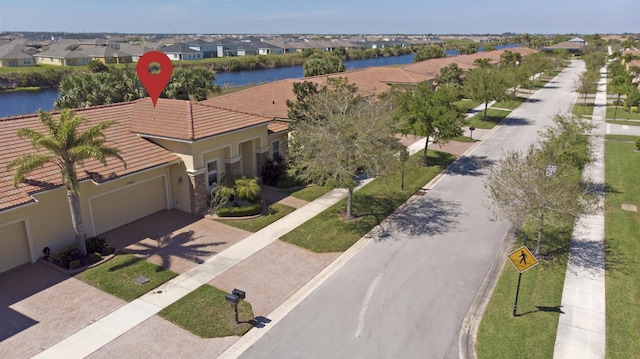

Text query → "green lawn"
[75,253,178,301]
[476,218,574,358]
[281,150,456,252]
[454,99,483,113]
[606,106,640,121]
[572,102,595,118]
[604,139,640,359]
[159,284,254,338]
[467,108,512,129]
[215,203,296,232]
[282,185,332,202]
[491,97,526,110]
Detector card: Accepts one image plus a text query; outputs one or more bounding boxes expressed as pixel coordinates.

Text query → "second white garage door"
[90,176,168,235]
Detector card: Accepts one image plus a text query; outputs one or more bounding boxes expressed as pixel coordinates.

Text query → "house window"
[272,140,280,159]
[206,160,219,190]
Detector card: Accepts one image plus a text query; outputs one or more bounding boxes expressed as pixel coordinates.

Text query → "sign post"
[507,239,538,317]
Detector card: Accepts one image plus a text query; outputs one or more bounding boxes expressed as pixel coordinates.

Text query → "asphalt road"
[239,61,586,359]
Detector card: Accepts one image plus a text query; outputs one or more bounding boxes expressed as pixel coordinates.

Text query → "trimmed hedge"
[216,202,263,217]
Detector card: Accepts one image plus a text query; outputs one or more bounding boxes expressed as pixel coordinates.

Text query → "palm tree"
[7,109,125,256]
[234,177,261,202]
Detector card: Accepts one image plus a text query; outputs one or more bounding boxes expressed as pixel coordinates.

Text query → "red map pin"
[136,51,173,107]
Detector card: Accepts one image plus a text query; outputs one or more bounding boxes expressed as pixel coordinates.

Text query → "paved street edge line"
[459,225,516,359]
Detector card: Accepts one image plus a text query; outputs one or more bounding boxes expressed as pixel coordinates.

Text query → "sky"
[1,0,638,35]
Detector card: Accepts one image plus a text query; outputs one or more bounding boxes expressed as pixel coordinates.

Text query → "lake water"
[0,44,518,118]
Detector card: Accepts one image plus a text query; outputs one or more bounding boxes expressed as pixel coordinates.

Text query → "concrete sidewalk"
[553,66,607,358]
[33,179,373,359]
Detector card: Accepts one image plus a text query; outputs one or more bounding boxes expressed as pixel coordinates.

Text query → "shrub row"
[216,202,263,217]
[47,236,113,269]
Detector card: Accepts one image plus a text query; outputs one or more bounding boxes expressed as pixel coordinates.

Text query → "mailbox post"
[225,289,246,324]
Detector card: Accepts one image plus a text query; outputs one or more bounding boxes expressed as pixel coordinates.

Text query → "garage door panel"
[92,177,167,235]
[0,221,31,273]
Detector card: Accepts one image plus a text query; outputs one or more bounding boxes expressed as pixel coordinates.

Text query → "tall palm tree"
[7,109,125,256]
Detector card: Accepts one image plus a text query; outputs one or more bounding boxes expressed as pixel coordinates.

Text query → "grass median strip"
[572,102,595,118]
[281,150,456,253]
[75,253,178,301]
[604,139,640,358]
[476,219,573,358]
[159,284,254,338]
[467,108,512,129]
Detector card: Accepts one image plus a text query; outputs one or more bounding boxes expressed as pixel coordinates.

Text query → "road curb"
[459,225,516,359]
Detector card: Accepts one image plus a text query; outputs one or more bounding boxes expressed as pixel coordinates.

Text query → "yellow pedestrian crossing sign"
[508,246,538,273]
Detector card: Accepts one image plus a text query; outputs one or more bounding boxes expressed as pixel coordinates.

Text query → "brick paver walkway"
[0,263,125,359]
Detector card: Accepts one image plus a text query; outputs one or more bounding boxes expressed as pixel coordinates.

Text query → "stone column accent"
[256,146,270,181]
[187,169,207,214]
[225,156,242,179]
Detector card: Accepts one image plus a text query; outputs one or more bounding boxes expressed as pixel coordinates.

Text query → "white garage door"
[0,220,31,273]
[91,176,168,235]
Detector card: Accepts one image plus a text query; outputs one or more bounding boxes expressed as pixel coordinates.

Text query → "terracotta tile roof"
[204,48,540,121]
[0,102,179,211]
[203,80,299,119]
[130,98,274,141]
[268,120,289,134]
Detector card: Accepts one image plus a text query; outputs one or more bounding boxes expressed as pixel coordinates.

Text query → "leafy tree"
[609,60,633,120]
[303,54,345,77]
[464,64,508,119]
[573,70,599,104]
[287,78,400,219]
[458,43,478,55]
[483,44,496,52]
[286,81,320,125]
[413,45,446,62]
[484,114,597,255]
[55,67,219,108]
[302,48,317,58]
[163,67,218,101]
[435,63,464,95]
[521,52,552,87]
[552,34,570,44]
[499,50,522,67]
[7,110,125,257]
[621,36,638,49]
[583,50,607,72]
[474,58,492,68]
[87,59,110,73]
[395,82,465,164]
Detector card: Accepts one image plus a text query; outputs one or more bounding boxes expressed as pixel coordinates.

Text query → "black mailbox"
[232,289,246,300]
[225,293,240,304]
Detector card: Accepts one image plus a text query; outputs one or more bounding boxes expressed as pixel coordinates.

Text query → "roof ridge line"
[187,101,195,140]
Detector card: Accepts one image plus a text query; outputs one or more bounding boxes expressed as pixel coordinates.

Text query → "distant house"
[258,42,285,55]
[568,37,587,45]
[236,41,260,56]
[0,44,36,67]
[187,39,217,58]
[82,45,132,64]
[118,43,157,62]
[160,43,203,60]
[210,38,239,57]
[33,46,90,66]
[542,41,585,54]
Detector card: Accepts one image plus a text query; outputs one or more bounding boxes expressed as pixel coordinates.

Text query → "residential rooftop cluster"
[0,33,448,68]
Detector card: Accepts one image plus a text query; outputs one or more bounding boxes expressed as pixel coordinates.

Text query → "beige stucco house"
[0,98,287,273]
